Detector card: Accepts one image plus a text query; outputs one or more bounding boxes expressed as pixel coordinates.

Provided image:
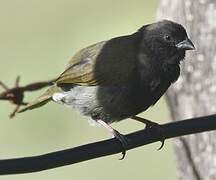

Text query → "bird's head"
[138,20,195,65]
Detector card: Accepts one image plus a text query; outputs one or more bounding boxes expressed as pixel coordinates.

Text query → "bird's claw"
[145,122,165,150]
[131,116,165,150]
[157,137,165,150]
[113,130,129,160]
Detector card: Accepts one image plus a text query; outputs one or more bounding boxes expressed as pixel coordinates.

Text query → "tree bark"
[157,1,216,180]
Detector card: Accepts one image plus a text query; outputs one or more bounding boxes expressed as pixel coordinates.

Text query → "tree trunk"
[157,1,216,180]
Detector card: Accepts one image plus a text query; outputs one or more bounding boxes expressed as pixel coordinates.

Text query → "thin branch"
[0,77,54,118]
[0,114,216,175]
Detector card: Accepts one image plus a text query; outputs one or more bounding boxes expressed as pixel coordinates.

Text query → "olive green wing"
[56,41,106,86]
[19,36,137,113]
[18,85,63,113]
[56,37,136,86]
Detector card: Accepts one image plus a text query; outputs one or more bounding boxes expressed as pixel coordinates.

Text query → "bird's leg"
[131,116,159,129]
[131,116,165,150]
[97,120,129,160]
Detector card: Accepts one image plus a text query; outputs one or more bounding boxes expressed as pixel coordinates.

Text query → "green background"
[0,0,178,179]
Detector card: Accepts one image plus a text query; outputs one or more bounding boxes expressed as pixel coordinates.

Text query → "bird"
[19,20,195,159]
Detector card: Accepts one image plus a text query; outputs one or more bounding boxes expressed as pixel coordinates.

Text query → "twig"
[0,114,215,175]
[0,76,54,118]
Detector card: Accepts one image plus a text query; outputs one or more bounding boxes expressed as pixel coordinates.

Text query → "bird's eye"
[164,34,171,41]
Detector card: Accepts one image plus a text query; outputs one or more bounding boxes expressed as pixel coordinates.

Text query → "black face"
[139,20,195,62]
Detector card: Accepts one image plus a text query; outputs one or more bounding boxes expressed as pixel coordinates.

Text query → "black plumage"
[19,20,195,158]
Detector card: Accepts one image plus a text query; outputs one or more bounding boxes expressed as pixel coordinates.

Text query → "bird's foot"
[112,129,129,160]
[97,120,129,160]
[150,123,165,150]
[131,116,165,150]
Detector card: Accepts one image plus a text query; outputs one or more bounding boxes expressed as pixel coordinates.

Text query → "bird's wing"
[56,41,106,86]
[56,37,136,86]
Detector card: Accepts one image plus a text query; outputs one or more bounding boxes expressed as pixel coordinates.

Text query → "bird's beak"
[176,38,195,50]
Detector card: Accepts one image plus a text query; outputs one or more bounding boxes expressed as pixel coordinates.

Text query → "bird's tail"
[19,85,62,113]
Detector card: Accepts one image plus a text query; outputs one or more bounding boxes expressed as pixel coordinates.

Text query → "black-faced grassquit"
[19,20,195,158]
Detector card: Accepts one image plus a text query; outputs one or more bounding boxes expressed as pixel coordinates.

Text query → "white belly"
[52,86,99,116]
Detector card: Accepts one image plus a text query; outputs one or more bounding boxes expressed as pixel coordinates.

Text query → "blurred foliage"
[0,0,177,179]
